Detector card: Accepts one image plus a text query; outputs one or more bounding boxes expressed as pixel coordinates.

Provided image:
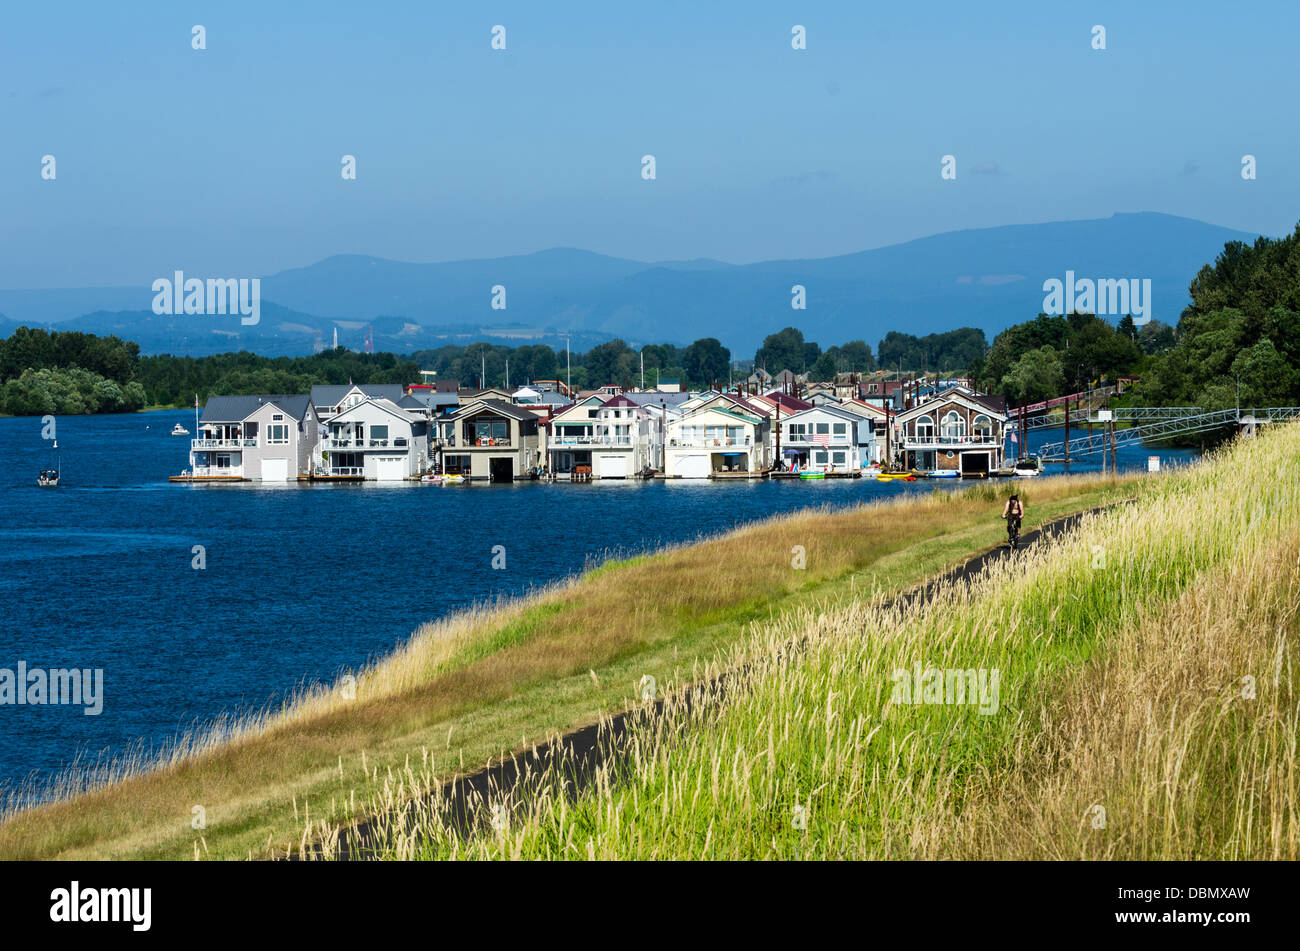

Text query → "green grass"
[0,471,1142,859]
[343,426,1299,860]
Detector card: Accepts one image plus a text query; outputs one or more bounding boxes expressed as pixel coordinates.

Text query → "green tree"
[683,338,731,387]
[1001,346,1065,405]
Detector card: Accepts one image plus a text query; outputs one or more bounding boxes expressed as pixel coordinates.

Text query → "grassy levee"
[331,425,1300,860]
[0,473,1140,860]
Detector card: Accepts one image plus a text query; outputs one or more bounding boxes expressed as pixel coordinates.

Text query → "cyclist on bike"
[1002,493,1024,548]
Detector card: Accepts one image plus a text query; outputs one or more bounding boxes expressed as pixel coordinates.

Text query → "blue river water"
[0,409,1199,798]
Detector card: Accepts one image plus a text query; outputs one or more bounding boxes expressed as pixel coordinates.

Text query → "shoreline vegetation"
[0,469,1144,859]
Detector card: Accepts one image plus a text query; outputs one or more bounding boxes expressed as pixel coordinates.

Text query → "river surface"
[0,409,1198,798]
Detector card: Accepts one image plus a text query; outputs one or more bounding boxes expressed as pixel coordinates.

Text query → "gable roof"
[329,397,419,427]
[200,394,312,424]
[677,405,763,426]
[895,387,1008,422]
[599,394,639,409]
[453,398,537,422]
[310,383,405,407]
[780,404,863,424]
[764,391,814,412]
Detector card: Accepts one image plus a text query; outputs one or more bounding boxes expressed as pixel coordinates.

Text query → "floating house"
[188,395,319,481]
[664,405,769,478]
[438,398,542,481]
[317,397,431,480]
[777,405,877,472]
[892,385,1009,476]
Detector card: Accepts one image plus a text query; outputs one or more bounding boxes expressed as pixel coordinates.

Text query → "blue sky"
[1,0,1296,287]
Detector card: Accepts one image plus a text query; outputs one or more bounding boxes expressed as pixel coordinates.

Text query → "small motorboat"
[171,423,190,435]
[442,474,465,484]
[1013,457,1044,478]
[928,470,960,479]
[420,474,443,484]
[37,468,60,487]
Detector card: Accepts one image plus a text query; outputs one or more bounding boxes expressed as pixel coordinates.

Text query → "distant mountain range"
[0,213,1263,357]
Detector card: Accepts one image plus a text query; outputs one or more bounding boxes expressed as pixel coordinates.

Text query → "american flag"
[1009,430,1018,444]
[813,434,831,448]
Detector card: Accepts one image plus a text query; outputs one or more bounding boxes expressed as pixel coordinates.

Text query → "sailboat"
[38,440,60,487]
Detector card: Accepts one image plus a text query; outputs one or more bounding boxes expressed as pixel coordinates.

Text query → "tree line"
[8,220,1298,417]
[974,224,1300,411]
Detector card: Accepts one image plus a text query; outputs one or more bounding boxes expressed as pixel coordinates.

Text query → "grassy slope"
[0,473,1140,859]
[373,427,1297,860]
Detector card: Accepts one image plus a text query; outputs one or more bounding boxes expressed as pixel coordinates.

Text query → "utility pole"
[640,350,645,391]
[563,335,571,395]
[775,399,782,472]
[1064,396,1071,467]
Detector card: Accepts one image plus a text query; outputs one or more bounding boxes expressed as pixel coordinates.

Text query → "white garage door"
[375,457,406,481]
[599,455,628,479]
[261,458,290,482]
[677,454,711,479]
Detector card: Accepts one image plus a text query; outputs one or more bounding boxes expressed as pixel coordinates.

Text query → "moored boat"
[170,423,190,435]
[37,468,60,487]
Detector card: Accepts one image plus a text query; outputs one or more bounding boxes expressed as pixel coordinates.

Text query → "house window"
[371,425,389,442]
[815,423,830,435]
[472,420,509,443]
[832,451,846,464]
[972,414,992,438]
[941,411,966,440]
[267,424,290,445]
[916,415,934,439]
[815,451,828,464]
[832,422,846,435]
[272,414,284,421]
[789,423,806,437]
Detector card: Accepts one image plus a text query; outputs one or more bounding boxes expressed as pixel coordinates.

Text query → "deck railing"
[191,438,256,449]
[668,437,753,448]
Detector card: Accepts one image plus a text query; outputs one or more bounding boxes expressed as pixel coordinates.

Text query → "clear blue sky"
[1,0,1296,287]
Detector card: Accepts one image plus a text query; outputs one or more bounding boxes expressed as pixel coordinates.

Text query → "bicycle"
[1006,515,1021,551]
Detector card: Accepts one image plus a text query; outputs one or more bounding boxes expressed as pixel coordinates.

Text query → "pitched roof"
[200,394,312,423]
[764,391,814,412]
[310,383,405,407]
[678,405,762,425]
[780,404,863,423]
[453,398,537,422]
[599,394,639,409]
[330,397,419,425]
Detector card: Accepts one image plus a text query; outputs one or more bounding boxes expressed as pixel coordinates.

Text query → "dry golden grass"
[0,471,1136,859]
[327,427,1300,860]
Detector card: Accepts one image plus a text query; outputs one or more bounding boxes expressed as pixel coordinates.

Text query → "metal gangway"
[1024,405,1205,429]
[1038,407,1300,459]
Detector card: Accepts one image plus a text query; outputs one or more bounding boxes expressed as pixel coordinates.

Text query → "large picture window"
[267,424,290,445]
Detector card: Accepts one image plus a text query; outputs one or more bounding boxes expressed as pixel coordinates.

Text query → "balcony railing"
[782,435,852,445]
[192,438,256,449]
[668,437,753,448]
[902,434,1000,446]
[189,466,244,477]
[464,437,513,448]
[550,436,634,447]
[322,437,410,450]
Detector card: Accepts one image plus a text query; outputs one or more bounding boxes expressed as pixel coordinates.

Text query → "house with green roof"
[664,405,770,478]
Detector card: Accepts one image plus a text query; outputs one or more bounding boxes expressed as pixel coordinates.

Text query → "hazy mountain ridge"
[0,213,1262,356]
